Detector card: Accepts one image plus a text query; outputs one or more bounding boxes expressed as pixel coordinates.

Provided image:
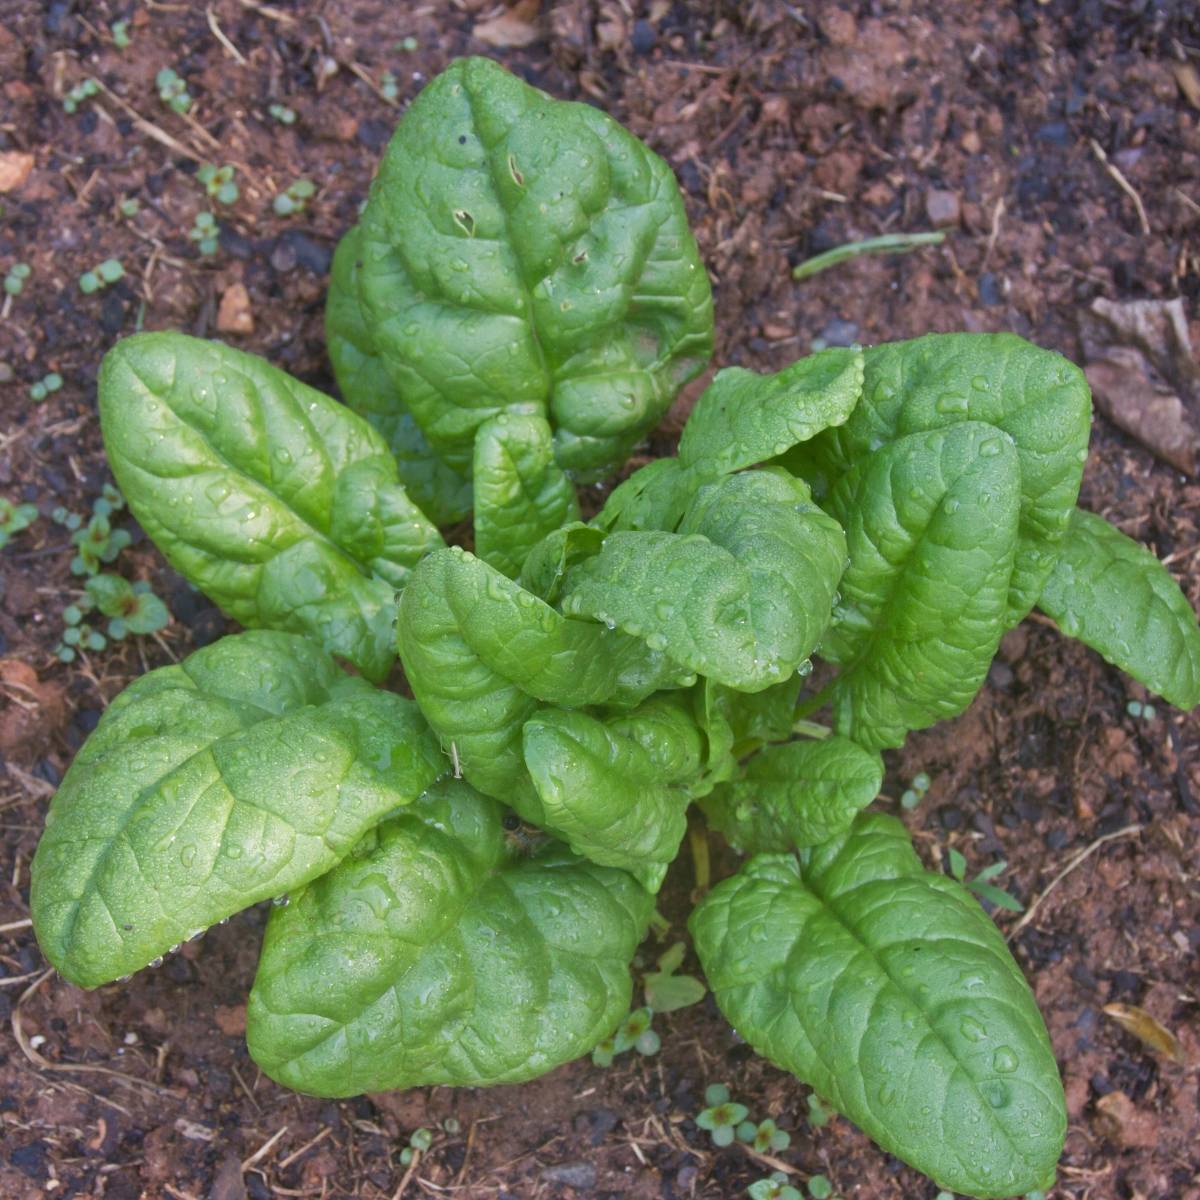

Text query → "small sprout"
[71,514,131,576]
[1126,699,1155,721]
[198,163,239,205]
[807,1176,833,1200]
[273,178,316,217]
[56,644,77,663]
[401,35,419,51]
[52,507,83,532]
[935,1193,955,1200]
[0,497,39,548]
[86,573,170,636]
[86,628,107,652]
[644,941,707,1013]
[268,102,296,125]
[4,262,31,296]
[399,1147,413,1165]
[111,19,131,48]
[948,849,1024,913]
[805,1093,833,1128]
[900,788,920,809]
[748,1175,802,1200]
[409,1127,433,1151]
[63,77,99,114]
[737,1117,790,1154]
[156,67,192,114]
[613,1006,658,1055]
[696,1083,749,1147]
[380,71,399,102]
[120,198,140,217]
[442,1117,460,1134]
[901,770,932,808]
[79,271,100,294]
[590,1035,616,1067]
[190,211,220,256]
[63,605,83,626]
[80,261,124,294]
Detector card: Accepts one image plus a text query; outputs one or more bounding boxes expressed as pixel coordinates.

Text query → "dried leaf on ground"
[0,150,33,192]
[473,0,542,47]
[1102,1002,1189,1065]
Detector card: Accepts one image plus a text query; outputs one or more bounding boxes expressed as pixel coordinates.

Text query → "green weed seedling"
[948,849,1025,913]
[0,498,38,549]
[268,103,296,125]
[901,769,932,809]
[591,1006,659,1066]
[273,178,316,216]
[111,20,131,49]
[156,67,192,114]
[197,164,239,205]
[27,58,1200,1200]
[749,1175,803,1200]
[737,1117,791,1154]
[696,1084,750,1147]
[189,212,220,256]
[5,262,30,296]
[79,259,125,294]
[30,372,63,402]
[381,72,399,103]
[643,941,706,1013]
[63,78,99,114]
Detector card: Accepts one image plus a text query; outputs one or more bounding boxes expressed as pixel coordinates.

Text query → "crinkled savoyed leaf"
[707,676,804,754]
[702,736,882,852]
[523,697,702,885]
[822,423,1020,749]
[326,225,472,525]
[561,470,847,692]
[473,412,580,578]
[691,813,1065,1199]
[30,631,444,988]
[593,457,694,534]
[1038,507,1200,709]
[397,547,692,805]
[785,333,1090,623]
[99,332,444,680]
[679,349,864,478]
[356,56,712,477]
[246,779,652,1095]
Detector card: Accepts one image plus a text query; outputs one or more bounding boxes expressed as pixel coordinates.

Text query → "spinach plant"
[30,57,1200,1199]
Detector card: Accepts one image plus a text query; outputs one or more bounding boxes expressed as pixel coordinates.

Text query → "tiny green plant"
[5,262,31,296]
[85,574,170,640]
[948,849,1025,913]
[28,58,1200,1200]
[268,102,296,125]
[806,1177,834,1200]
[156,66,192,114]
[119,198,140,218]
[197,163,239,205]
[1126,699,1156,721]
[111,19,132,49]
[189,212,220,256]
[381,71,399,103]
[749,1175,803,1200]
[0,497,38,548]
[696,1084,750,1147]
[900,769,932,809]
[70,513,131,576]
[79,259,125,294]
[63,77,99,114]
[273,178,316,216]
[805,1094,833,1128]
[737,1117,791,1154]
[30,372,63,402]
[643,941,707,1012]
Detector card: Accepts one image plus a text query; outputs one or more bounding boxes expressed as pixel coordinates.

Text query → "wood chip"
[0,150,33,192]
[1173,62,1200,110]
[216,283,255,334]
[474,0,541,47]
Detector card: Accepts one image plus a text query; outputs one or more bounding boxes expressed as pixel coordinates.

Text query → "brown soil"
[2,3,1199,1199]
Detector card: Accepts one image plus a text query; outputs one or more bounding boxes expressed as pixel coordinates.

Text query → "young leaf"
[678,348,864,478]
[326,225,473,525]
[522,704,697,885]
[690,813,1066,1198]
[644,941,706,1013]
[593,457,695,536]
[473,412,580,579]
[822,423,1020,749]
[30,631,444,987]
[561,470,847,692]
[99,332,444,681]
[1037,507,1200,709]
[246,779,652,1095]
[518,521,605,604]
[355,56,713,477]
[706,675,804,754]
[785,333,1091,624]
[85,572,135,616]
[701,735,883,852]
[397,547,692,807]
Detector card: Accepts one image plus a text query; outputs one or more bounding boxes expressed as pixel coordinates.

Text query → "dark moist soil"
[1,2,1199,1198]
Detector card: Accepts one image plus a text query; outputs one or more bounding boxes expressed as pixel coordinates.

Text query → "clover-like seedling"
[900,769,932,809]
[273,178,316,216]
[737,1117,791,1154]
[189,211,220,256]
[696,1084,750,1147]
[4,262,30,296]
[0,497,38,548]
[592,1006,660,1066]
[30,372,63,402]
[79,260,125,294]
[86,573,170,639]
[805,1094,832,1129]
[1126,699,1156,721]
[51,507,82,532]
[119,198,140,218]
[748,1174,803,1200]
[398,1126,434,1165]
[268,103,296,125]
[644,941,707,1013]
[70,513,131,576]
[91,484,125,521]
[156,67,192,114]
[948,849,1024,914]
[197,163,239,205]
[111,19,131,48]
[63,78,99,114]
[380,71,399,102]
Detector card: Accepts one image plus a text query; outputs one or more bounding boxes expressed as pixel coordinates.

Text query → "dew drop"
[796,658,813,677]
[179,844,198,868]
[959,1015,987,1042]
[979,438,1002,457]
[992,1046,1018,1073]
[982,1080,1010,1109]
[936,393,968,415]
[272,893,290,907]
[148,956,164,969]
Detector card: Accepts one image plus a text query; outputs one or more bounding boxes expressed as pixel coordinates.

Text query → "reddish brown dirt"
[1,3,1199,1199]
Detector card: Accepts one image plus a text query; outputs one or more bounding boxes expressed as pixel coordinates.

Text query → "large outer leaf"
[561,470,847,692]
[691,814,1065,1198]
[326,225,473,525]
[473,412,580,578]
[678,349,864,478]
[246,779,652,1095]
[30,632,443,988]
[100,332,443,680]
[702,736,883,852]
[1038,508,1200,709]
[397,547,692,805]
[822,423,1020,749]
[356,56,712,477]
[523,698,701,884]
[785,333,1090,623]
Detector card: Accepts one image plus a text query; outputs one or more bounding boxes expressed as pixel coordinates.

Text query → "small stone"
[540,1162,597,1189]
[961,129,982,154]
[925,188,961,226]
[630,19,655,54]
[978,271,1003,306]
[217,283,255,334]
[819,317,859,347]
[0,150,34,193]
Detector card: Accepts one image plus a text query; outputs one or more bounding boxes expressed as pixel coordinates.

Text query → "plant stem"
[792,231,946,280]
[792,718,832,739]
